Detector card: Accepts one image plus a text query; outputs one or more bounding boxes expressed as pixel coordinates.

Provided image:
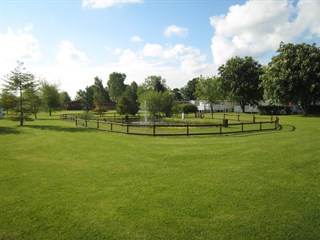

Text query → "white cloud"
[164,25,188,38]
[130,35,143,43]
[112,43,210,85]
[141,43,164,58]
[56,40,90,67]
[294,0,320,38]
[82,0,143,9]
[210,0,320,65]
[0,27,41,63]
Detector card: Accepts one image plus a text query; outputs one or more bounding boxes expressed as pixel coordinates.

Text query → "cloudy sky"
[0,0,319,98]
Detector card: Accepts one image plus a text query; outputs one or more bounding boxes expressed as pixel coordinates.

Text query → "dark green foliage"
[180,78,199,100]
[258,105,292,115]
[60,91,71,106]
[261,42,320,114]
[107,72,127,102]
[116,95,139,116]
[172,88,183,101]
[181,103,198,114]
[0,90,18,114]
[309,105,320,115]
[142,75,168,92]
[218,56,263,112]
[139,90,174,117]
[75,86,94,111]
[40,81,61,116]
[2,61,37,126]
[93,77,110,116]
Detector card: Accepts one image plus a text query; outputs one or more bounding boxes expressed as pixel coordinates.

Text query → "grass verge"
[0,113,319,239]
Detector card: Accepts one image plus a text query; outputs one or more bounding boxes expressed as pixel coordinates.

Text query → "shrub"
[258,105,292,115]
[182,104,198,114]
[78,111,94,120]
[309,105,320,115]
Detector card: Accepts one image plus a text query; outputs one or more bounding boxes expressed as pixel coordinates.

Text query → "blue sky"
[0,0,319,98]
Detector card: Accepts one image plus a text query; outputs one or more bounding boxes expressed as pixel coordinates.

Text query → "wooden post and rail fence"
[60,114,280,137]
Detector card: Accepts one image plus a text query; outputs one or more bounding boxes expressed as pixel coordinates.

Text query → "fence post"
[126,124,129,134]
[110,123,113,131]
[241,122,244,132]
[220,124,222,134]
[260,121,262,131]
[97,120,99,129]
[253,116,256,123]
[75,117,78,127]
[153,124,156,136]
[85,120,87,128]
[187,124,189,136]
[237,114,240,121]
[275,117,279,129]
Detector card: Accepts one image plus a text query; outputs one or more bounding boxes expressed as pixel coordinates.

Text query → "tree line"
[0,61,71,126]
[1,42,320,126]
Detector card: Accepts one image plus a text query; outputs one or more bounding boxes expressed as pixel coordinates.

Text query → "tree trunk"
[241,104,246,113]
[210,103,214,119]
[19,81,24,126]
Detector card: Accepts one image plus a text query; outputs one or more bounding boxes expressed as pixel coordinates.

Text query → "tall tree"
[116,95,139,116]
[138,90,174,118]
[2,61,36,126]
[125,81,139,102]
[93,77,110,116]
[195,76,223,118]
[75,86,94,111]
[142,75,168,92]
[60,91,71,108]
[0,90,17,114]
[261,42,320,114]
[180,78,199,100]
[218,56,263,112]
[172,88,183,101]
[40,81,61,116]
[107,72,126,102]
[116,81,140,116]
[24,81,41,119]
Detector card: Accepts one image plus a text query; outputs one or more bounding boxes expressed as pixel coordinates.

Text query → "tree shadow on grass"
[219,124,296,138]
[277,124,296,131]
[0,126,21,135]
[24,124,92,133]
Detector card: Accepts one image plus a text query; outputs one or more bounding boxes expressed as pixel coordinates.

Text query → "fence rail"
[60,114,280,137]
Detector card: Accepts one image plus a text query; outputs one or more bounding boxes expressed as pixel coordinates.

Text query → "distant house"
[190,100,235,112]
[65,100,82,110]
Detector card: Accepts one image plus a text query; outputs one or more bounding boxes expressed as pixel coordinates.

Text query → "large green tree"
[116,95,139,116]
[116,81,139,116]
[93,77,110,116]
[195,76,223,118]
[142,75,168,92]
[24,81,41,119]
[180,78,199,100]
[261,42,320,114]
[139,90,174,118]
[40,81,61,116]
[107,72,126,102]
[60,91,71,108]
[218,56,263,112]
[2,61,36,126]
[75,86,94,111]
[0,90,17,114]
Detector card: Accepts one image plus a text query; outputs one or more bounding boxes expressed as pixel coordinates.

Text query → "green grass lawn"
[0,113,319,239]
